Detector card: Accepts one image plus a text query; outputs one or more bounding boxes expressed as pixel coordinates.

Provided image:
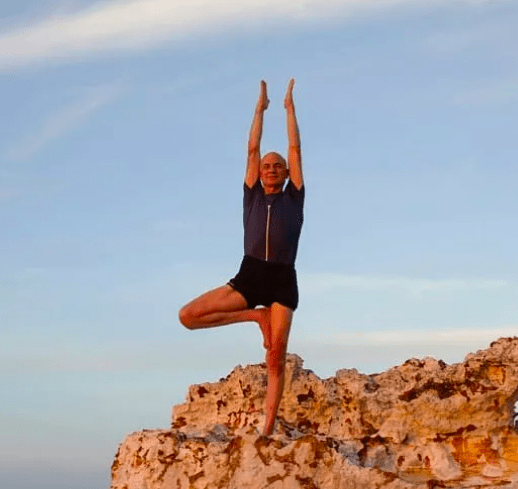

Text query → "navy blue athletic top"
[243,179,304,265]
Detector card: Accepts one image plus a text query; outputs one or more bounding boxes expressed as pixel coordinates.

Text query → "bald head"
[259,152,288,192]
[261,152,287,167]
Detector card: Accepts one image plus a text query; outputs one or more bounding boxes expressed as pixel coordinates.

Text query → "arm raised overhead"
[284,78,303,190]
[245,80,269,188]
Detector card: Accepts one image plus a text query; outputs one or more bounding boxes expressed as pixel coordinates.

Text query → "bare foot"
[257,307,272,350]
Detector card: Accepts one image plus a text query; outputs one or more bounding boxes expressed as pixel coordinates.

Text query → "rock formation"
[111,337,518,488]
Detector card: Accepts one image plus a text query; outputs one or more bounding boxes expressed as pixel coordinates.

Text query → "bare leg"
[262,302,293,436]
[179,285,272,349]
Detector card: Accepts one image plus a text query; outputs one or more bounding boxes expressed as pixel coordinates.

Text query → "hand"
[284,78,295,109]
[256,80,269,112]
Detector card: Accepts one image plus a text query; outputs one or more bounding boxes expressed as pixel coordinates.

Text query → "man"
[179,79,304,436]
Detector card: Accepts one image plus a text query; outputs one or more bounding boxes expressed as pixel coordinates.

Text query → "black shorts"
[228,255,299,311]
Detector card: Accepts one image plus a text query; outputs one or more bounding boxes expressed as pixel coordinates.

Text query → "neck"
[262,182,283,195]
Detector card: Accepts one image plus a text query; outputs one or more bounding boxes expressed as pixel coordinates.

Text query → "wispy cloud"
[0,0,509,70]
[424,17,516,55]
[299,271,507,294]
[3,82,123,160]
[450,78,518,106]
[292,326,518,373]
[0,336,259,373]
[6,325,515,373]
[329,325,518,346]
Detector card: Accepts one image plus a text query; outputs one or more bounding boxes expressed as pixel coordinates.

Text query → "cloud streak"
[291,326,518,374]
[0,0,509,70]
[425,16,516,55]
[0,336,259,373]
[330,325,518,346]
[4,326,517,374]
[299,271,507,294]
[450,78,518,106]
[4,82,123,160]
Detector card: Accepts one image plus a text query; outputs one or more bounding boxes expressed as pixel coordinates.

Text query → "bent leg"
[179,285,272,348]
[263,302,293,435]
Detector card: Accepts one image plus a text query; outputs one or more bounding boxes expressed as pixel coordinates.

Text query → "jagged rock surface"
[111,337,518,489]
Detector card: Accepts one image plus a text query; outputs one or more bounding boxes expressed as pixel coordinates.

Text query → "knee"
[178,305,195,329]
[266,346,287,376]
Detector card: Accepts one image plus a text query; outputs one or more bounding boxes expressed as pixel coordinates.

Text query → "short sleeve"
[285,179,305,204]
[244,180,263,209]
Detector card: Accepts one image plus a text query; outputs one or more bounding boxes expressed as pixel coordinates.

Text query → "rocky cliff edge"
[111,337,518,489]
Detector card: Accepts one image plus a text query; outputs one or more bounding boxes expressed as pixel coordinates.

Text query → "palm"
[284,78,295,109]
[258,80,269,111]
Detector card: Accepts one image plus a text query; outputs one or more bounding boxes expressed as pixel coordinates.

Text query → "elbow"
[248,146,260,157]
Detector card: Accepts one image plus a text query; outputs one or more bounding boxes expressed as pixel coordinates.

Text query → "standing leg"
[262,302,293,435]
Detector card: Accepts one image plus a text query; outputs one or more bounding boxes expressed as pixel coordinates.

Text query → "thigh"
[182,284,249,317]
[229,256,264,309]
[265,266,298,311]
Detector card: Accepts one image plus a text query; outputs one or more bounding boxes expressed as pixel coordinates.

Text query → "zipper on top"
[265,204,271,261]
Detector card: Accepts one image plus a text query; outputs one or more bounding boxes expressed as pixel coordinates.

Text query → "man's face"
[260,153,288,187]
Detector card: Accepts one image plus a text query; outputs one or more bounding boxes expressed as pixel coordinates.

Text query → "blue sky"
[1,0,517,487]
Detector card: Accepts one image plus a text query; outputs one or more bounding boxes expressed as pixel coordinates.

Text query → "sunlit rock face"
[111,337,518,489]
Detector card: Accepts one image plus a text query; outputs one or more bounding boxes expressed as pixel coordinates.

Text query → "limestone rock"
[111,337,518,489]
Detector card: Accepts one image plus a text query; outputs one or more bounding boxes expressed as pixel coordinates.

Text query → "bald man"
[179,79,304,436]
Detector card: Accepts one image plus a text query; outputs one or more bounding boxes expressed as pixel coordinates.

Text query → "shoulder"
[285,179,305,199]
[245,179,263,193]
[244,179,264,204]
